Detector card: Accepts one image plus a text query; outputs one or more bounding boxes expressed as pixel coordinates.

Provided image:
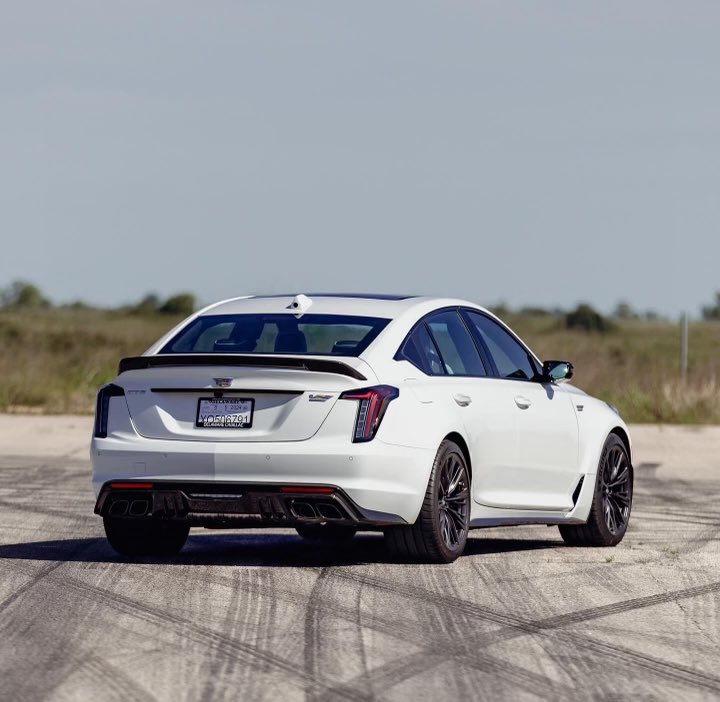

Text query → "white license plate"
[196,397,254,428]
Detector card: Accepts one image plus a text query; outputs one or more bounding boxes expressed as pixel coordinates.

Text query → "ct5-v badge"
[213,378,233,388]
[309,393,333,402]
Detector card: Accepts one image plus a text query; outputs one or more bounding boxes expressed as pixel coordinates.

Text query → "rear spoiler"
[117,354,367,381]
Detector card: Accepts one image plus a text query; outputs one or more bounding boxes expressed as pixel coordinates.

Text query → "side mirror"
[542,360,574,383]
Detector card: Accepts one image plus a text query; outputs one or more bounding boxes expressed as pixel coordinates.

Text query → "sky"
[1,1,719,317]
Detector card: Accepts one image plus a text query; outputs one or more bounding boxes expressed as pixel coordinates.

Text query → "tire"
[559,433,633,547]
[384,439,470,564]
[104,517,190,556]
[295,524,357,543]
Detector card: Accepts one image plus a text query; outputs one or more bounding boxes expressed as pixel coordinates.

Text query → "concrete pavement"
[0,417,718,700]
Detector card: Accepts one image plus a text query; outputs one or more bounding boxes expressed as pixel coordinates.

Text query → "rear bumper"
[94,480,404,528]
[91,434,434,524]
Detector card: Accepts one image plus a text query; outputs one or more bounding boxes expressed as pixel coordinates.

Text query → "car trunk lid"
[118,355,374,442]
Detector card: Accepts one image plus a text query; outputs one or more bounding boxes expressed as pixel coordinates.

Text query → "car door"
[421,310,518,489]
[462,310,580,511]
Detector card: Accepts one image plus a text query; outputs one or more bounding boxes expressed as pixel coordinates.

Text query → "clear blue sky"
[1,1,719,316]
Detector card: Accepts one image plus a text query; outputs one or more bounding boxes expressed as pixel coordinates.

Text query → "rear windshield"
[160,314,390,357]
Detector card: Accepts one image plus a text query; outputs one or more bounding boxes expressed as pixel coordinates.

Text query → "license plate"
[196,397,254,428]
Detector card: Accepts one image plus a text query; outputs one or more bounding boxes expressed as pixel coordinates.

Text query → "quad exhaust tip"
[291,501,317,519]
[108,498,150,517]
[290,499,346,521]
[316,503,343,520]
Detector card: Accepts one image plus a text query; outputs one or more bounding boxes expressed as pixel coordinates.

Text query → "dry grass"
[1,309,719,422]
[506,314,720,423]
[0,309,183,414]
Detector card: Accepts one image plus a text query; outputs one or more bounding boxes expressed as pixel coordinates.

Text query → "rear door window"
[398,324,445,375]
[425,310,486,376]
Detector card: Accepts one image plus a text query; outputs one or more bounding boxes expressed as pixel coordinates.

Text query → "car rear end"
[91,298,435,532]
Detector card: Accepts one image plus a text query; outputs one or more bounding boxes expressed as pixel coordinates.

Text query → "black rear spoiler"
[117,354,367,381]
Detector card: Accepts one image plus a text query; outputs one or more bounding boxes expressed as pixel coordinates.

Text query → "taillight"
[110,482,153,489]
[339,385,399,442]
[94,384,125,438]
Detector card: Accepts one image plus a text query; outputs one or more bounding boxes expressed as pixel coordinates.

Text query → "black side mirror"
[542,360,574,383]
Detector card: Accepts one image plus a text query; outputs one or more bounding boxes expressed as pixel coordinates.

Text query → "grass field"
[1,308,718,422]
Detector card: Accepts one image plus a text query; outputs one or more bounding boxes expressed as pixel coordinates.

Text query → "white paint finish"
[88,294,633,527]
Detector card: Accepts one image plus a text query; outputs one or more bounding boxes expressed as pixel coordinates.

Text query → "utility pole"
[680,312,688,382]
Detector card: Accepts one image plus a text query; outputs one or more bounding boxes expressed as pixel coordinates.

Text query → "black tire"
[104,517,189,556]
[384,439,470,564]
[295,524,357,543]
[559,434,633,547]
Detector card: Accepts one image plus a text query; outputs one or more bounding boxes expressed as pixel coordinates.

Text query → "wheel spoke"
[446,489,469,503]
[608,466,629,488]
[612,491,631,506]
[446,505,466,527]
[439,511,448,543]
[439,468,448,497]
[608,494,627,527]
[447,511,459,545]
[605,500,616,533]
[448,461,463,494]
[609,457,619,482]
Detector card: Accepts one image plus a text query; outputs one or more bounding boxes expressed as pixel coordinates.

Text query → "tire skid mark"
[329,570,720,635]
[197,567,247,702]
[63,654,158,702]
[321,570,720,695]
[535,580,720,629]
[353,571,371,697]
[313,646,576,702]
[0,573,111,701]
[303,568,575,702]
[0,538,97,618]
[0,560,65,616]
[28,568,369,702]
[0,498,93,523]
[303,568,332,698]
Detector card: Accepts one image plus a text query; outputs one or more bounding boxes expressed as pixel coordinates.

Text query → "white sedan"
[91,294,633,563]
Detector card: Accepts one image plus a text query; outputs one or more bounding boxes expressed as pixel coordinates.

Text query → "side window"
[398,323,445,375]
[465,311,537,380]
[426,310,486,376]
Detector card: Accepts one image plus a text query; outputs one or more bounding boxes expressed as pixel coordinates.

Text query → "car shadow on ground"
[0,531,564,567]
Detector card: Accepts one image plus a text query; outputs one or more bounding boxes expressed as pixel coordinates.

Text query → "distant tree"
[565,303,613,332]
[64,300,93,311]
[702,292,720,321]
[1,280,51,309]
[519,306,553,317]
[613,301,637,320]
[132,293,161,314]
[488,301,510,317]
[159,293,195,316]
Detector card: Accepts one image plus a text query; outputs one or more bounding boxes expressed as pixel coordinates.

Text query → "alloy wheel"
[437,453,469,550]
[601,445,632,535]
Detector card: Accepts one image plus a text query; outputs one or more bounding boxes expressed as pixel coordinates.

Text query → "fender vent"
[571,477,584,506]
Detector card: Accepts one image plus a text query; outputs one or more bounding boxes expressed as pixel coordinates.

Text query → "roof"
[254,293,418,301]
[196,293,488,321]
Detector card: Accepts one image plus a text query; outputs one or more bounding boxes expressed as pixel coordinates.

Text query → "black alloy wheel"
[559,433,633,547]
[438,450,471,550]
[385,439,470,563]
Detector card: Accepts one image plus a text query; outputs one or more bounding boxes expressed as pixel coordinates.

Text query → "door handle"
[453,393,472,407]
[514,395,532,409]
